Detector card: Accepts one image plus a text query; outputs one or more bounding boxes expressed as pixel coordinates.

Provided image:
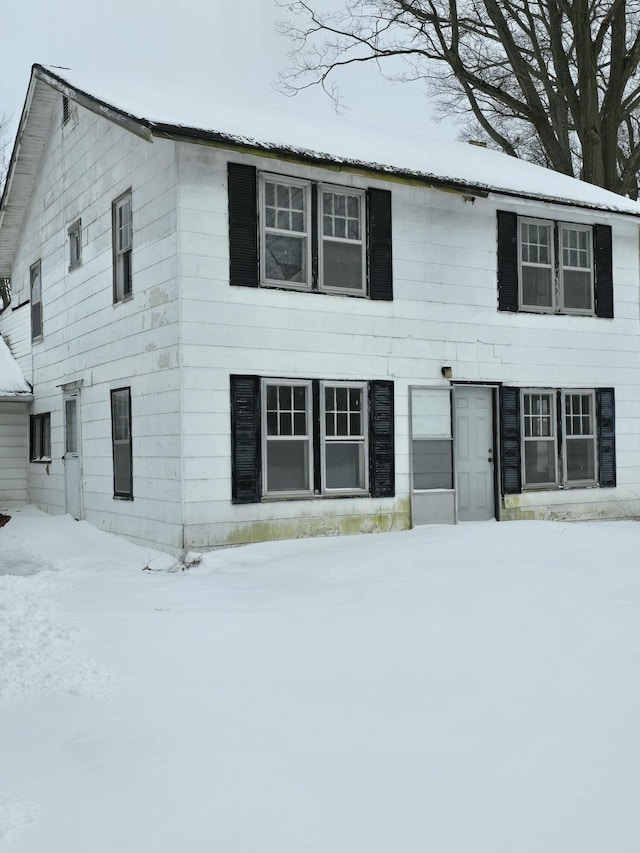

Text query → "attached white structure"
[0,333,32,504]
[1,64,639,554]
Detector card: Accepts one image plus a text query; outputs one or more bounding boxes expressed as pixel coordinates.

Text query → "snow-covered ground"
[1,507,639,852]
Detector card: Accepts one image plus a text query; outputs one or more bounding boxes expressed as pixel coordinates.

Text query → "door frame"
[62,384,83,520]
[452,382,502,522]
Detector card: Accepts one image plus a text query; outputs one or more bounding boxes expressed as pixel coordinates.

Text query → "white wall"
[0,402,28,504]
[176,142,640,547]
[8,93,184,552]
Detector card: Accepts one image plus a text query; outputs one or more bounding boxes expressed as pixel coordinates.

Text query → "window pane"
[411,389,451,438]
[65,399,78,453]
[265,234,306,283]
[325,442,364,490]
[112,392,130,441]
[322,240,363,291]
[524,440,556,485]
[412,439,453,490]
[294,412,306,435]
[563,270,592,310]
[266,439,309,491]
[566,438,595,482]
[114,444,132,494]
[266,411,278,435]
[522,266,553,307]
[336,387,348,410]
[279,386,292,409]
[279,412,292,435]
[293,386,306,410]
[42,415,51,458]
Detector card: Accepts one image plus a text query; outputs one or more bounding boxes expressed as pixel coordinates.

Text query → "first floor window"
[30,260,42,340]
[322,383,367,491]
[520,388,600,489]
[112,190,132,302]
[264,381,312,494]
[228,163,392,299]
[563,391,596,484]
[30,413,51,461]
[231,375,394,503]
[111,387,132,499]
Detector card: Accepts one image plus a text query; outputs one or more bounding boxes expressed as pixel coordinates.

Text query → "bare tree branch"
[277,0,640,196]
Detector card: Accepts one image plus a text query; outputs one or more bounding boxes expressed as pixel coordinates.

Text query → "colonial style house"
[1,63,639,555]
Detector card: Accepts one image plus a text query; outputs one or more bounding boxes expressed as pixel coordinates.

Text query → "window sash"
[319,186,366,294]
[320,381,368,493]
[260,175,311,289]
[262,380,313,496]
[111,388,132,498]
[521,390,558,488]
[30,413,51,461]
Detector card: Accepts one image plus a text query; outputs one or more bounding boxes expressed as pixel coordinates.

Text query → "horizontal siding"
[0,403,28,502]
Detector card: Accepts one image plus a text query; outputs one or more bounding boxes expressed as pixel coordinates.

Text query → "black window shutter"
[367,188,393,301]
[594,224,613,318]
[228,163,258,288]
[596,388,616,487]
[500,386,522,494]
[497,211,519,312]
[230,375,261,503]
[369,380,395,497]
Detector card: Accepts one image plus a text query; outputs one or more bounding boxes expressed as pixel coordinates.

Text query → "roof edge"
[33,65,154,143]
[150,122,640,218]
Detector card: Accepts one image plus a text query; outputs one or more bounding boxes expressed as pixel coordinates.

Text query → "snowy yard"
[1,507,639,852]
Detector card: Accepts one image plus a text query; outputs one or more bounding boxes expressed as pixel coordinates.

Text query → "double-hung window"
[559,224,593,312]
[263,381,312,494]
[30,413,51,462]
[228,163,392,300]
[112,190,132,303]
[321,383,367,491]
[320,188,365,293]
[520,389,599,489]
[30,260,42,340]
[111,387,133,499]
[498,211,612,317]
[262,177,310,287]
[231,375,394,503]
[562,390,596,485]
[261,379,368,496]
[522,391,557,487]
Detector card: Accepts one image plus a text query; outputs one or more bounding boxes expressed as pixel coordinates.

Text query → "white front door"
[63,392,82,519]
[454,386,495,521]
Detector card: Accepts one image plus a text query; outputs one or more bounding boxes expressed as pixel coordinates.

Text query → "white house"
[1,63,639,555]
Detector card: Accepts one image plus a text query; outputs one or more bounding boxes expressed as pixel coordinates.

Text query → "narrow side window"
[30,260,42,340]
[68,219,82,271]
[111,388,132,499]
[30,413,51,461]
[112,191,132,303]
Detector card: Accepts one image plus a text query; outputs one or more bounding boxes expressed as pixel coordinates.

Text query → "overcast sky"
[0,0,459,149]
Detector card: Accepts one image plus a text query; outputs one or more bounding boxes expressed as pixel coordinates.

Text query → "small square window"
[30,413,51,461]
[68,219,82,270]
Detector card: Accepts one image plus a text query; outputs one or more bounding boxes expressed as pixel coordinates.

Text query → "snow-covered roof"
[0,334,30,399]
[36,63,640,217]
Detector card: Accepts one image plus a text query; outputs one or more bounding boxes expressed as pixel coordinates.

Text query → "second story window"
[497,211,613,318]
[228,162,393,301]
[112,190,132,303]
[68,219,82,271]
[30,260,42,341]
